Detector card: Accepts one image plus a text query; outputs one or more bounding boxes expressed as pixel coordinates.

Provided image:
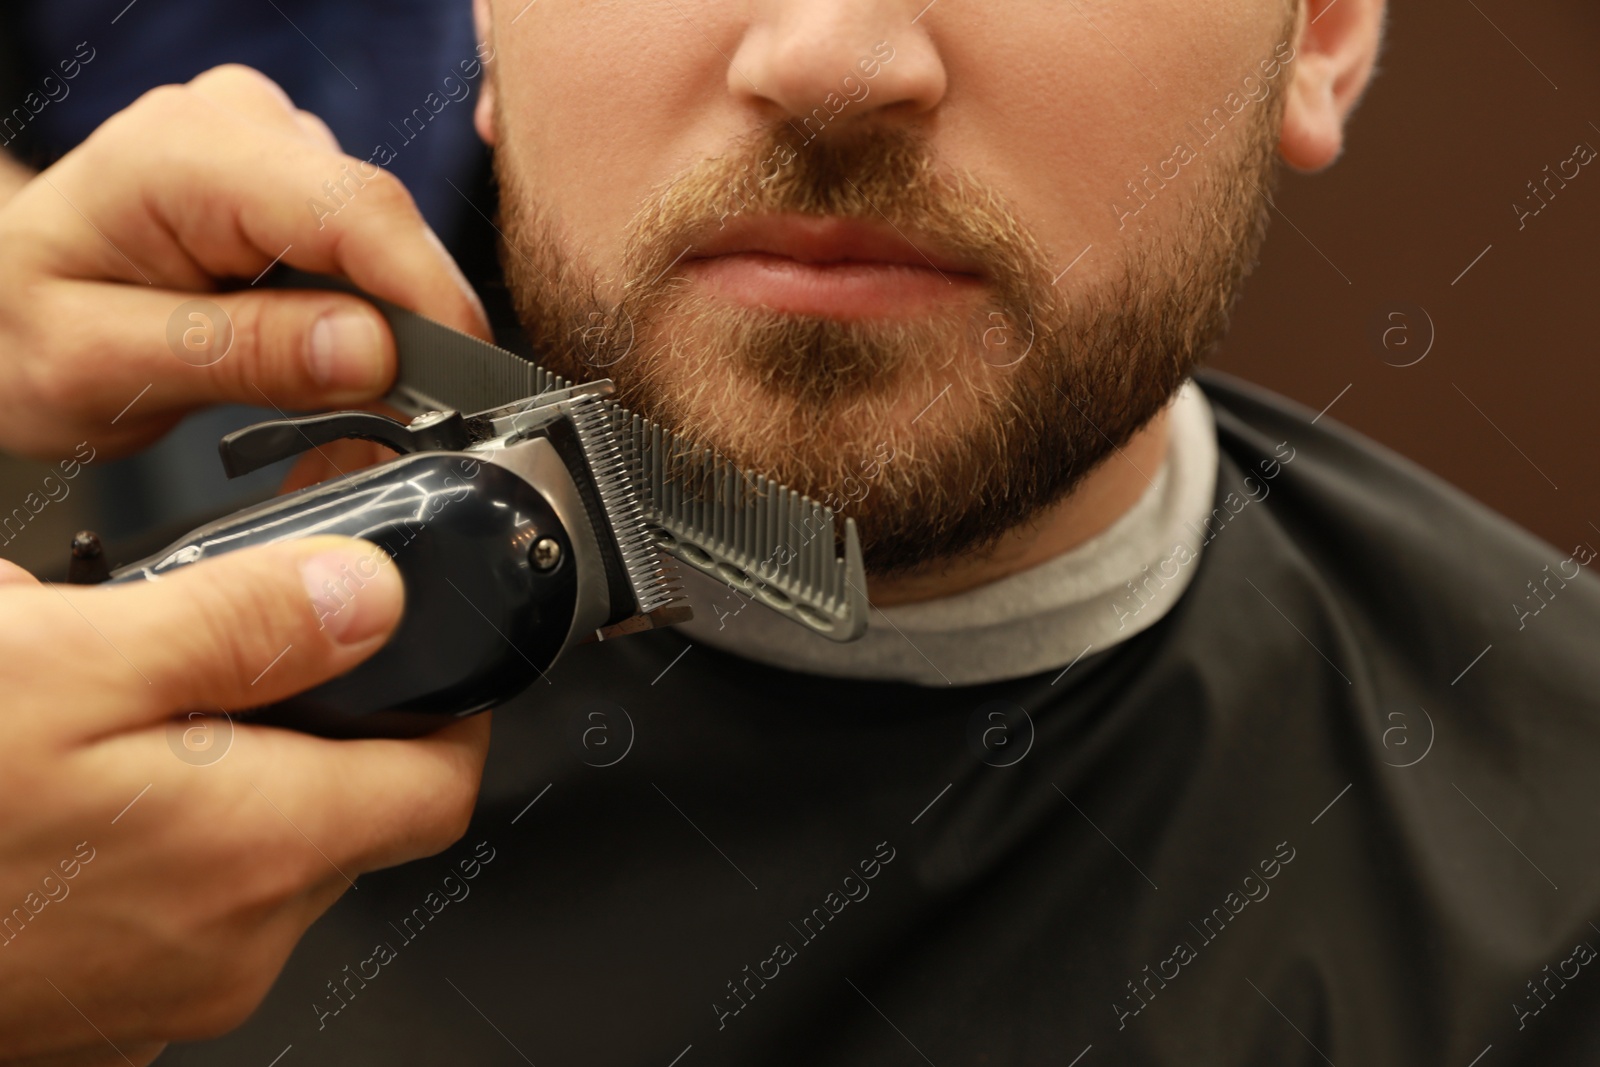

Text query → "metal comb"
[370,290,869,642]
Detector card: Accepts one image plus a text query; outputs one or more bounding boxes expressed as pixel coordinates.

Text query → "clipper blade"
[566,395,680,617]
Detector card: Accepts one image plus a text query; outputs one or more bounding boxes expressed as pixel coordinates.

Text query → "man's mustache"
[618,126,1054,316]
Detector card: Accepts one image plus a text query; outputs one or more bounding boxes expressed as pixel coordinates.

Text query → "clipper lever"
[218,409,472,478]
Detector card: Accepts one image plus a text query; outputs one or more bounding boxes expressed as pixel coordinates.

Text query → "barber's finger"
[237,714,492,873]
[16,281,394,423]
[204,286,396,406]
[35,88,488,340]
[83,707,490,882]
[185,65,308,138]
[0,559,38,586]
[147,104,489,337]
[294,109,342,151]
[35,536,405,734]
[184,65,343,154]
[306,713,493,871]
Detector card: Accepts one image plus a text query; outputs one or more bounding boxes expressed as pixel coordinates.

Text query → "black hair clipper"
[91,283,869,738]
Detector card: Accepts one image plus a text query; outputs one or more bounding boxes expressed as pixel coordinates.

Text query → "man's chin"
[607,332,1019,570]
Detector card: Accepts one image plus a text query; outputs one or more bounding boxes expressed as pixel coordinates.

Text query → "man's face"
[477,1,1298,573]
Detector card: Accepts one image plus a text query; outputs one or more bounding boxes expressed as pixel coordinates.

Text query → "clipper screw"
[531,537,562,571]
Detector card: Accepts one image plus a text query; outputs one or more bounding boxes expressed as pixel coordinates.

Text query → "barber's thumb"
[105,535,405,718]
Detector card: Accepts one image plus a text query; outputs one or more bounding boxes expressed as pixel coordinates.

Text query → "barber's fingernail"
[308,308,386,391]
[300,546,402,645]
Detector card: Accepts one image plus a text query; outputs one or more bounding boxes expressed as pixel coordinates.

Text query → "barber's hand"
[0,537,489,1065]
[0,63,490,462]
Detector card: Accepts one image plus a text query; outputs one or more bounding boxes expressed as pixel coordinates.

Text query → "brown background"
[1,0,1597,574]
[1214,0,1600,555]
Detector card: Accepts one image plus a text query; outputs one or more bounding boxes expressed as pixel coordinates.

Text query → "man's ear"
[1279,0,1386,171]
[473,0,498,146]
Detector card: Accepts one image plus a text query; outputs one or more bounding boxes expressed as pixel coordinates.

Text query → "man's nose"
[728,1,947,126]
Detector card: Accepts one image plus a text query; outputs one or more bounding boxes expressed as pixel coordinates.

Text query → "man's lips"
[681,215,987,319]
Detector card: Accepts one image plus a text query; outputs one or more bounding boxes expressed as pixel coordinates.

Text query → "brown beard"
[494,94,1283,576]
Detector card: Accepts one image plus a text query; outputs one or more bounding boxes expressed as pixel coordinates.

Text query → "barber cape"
[162,373,1600,1067]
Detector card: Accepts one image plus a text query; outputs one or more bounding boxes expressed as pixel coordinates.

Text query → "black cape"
[161,373,1600,1066]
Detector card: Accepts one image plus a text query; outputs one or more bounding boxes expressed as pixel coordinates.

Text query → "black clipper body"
[90,277,870,739]
[106,388,675,737]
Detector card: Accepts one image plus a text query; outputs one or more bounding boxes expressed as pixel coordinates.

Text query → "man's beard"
[494,98,1283,576]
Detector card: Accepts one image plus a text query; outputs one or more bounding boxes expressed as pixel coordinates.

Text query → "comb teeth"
[615,407,868,642]
[482,366,866,640]
[386,304,570,416]
[566,396,680,615]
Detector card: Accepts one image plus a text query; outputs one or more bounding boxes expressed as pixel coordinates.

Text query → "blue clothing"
[16,0,483,243]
